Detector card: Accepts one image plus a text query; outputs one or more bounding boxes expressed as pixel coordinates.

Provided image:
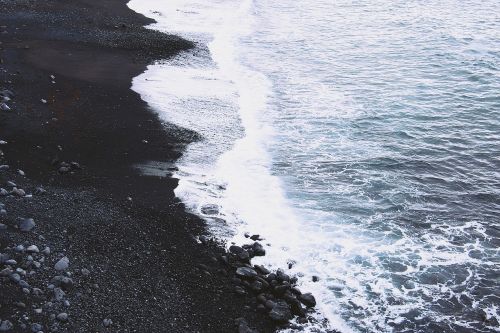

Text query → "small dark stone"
[312,275,319,282]
[273,284,289,296]
[252,242,265,256]
[250,280,263,293]
[250,234,261,241]
[51,276,74,290]
[268,300,292,322]
[298,292,316,307]
[18,218,35,232]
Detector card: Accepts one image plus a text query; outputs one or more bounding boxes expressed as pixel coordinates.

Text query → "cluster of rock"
[200,234,317,331]
[0,123,109,332]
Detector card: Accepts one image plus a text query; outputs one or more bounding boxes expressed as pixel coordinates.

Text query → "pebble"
[27,245,40,253]
[0,165,9,171]
[15,245,25,252]
[0,103,11,111]
[12,187,25,196]
[42,247,50,255]
[0,320,13,331]
[0,188,8,196]
[31,323,42,332]
[18,218,36,232]
[102,319,113,327]
[54,256,69,271]
[81,268,90,276]
[56,313,68,322]
[41,99,47,104]
[235,267,258,279]
[18,170,25,176]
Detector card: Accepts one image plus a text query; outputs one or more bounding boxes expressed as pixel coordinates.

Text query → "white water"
[128,1,500,332]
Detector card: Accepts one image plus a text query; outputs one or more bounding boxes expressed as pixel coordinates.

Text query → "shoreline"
[0,0,322,332]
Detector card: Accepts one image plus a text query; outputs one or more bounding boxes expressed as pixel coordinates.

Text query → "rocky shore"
[0,0,320,332]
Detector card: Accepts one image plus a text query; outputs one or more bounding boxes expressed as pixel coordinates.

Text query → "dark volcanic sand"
[0,0,278,332]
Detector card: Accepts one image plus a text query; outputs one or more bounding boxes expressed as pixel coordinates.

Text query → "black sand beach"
[0,0,286,332]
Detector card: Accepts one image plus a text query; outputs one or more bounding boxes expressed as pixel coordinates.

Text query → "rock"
[0,165,9,171]
[18,170,25,176]
[276,270,290,282]
[102,319,113,327]
[58,166,70,174]
[18,218,36,232]
[81,268,90,276]
[31,323,42,332]
[34,187,47,195]
[42,247,51,255]
[268,300,292,322]
[51,276,74,289]
[0,223,6,230]
[6,181,16,187]
[0,89,14,98]
[0,188,8,196]
[56,313,68,322]
[254,265,270,275]
[0,253,8,264]
[312,275,319,282]
[70,162,81,169]
[54,256,69,271]
[0,320,13,331]
[53,287,65,301]
[236,267,258,279]
[27,245,40,253]
[250,234,262,241]
[0,103,11,111]
[9,273,21,282]
[41,99,47,104]
[236,318,257,333]
[298,292,316,307]
[15,245,25,253]
[252,242,266,256]
[18,280,30,288]
[11,187,25,196]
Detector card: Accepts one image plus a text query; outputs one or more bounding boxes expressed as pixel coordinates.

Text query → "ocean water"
[127,0,500,332]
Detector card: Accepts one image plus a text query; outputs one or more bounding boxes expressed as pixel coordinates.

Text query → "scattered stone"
[58,166,70,174]
[18,170,25,176]
[250,234,262,241]
[0,165,9,171]
[56,313,68,322]
[51,276,74,289]
[41,99,47,104]
[27,245,40,253]
[0,103,11,111]
[42,247,51,255]
[34,187,47,195]
[54,256,69,271]
[312,275,319,282]
[0,320,13,331]
[102,319,113,327]
[11,187,25,196]
[235,267,258,279]
[0,188,8,196]
[31,323,42,332]
[18,218,36,232]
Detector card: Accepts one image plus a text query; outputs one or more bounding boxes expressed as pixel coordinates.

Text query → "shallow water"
[128,0,500,332]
